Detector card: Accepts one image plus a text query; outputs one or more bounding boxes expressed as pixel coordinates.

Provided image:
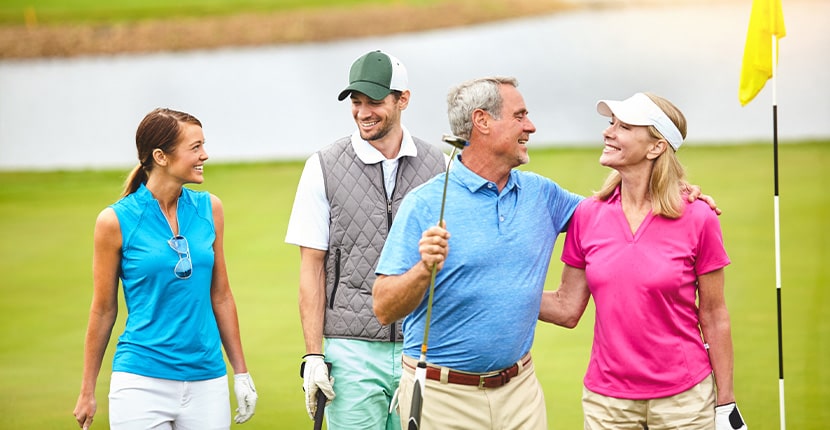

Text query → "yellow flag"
[739,0,786,106]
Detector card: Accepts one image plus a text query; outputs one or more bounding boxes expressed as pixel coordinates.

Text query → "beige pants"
[398,355,547,430]
[582,374,716,430]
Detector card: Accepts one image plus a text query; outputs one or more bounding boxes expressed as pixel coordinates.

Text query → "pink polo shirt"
[561,187,730,399]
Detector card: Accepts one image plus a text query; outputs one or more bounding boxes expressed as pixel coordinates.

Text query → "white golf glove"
[233,373,258,424]
[716,402,747,430]
[302,354,335,420]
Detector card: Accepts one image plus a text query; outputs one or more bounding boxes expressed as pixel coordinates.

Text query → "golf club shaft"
[410,145,460,430]
[418,145,458,357]
[313,391,326,430]
[313,362,332,430]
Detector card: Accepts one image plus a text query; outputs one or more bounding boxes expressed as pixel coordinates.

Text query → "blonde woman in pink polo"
[540,93,747,430]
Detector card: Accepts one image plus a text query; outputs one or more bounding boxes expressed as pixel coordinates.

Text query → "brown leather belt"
[402,354,532,389]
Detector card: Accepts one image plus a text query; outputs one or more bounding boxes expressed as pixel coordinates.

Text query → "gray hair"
[446,76,519,140]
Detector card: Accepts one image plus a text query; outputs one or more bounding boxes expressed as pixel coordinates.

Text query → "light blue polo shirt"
[376,156,583,372]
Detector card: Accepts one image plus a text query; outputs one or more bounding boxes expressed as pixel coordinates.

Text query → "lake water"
[0,0,827,170]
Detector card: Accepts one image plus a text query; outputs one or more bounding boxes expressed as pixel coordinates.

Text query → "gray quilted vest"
[319,135,446,341]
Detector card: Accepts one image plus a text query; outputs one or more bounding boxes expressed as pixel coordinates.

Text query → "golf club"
[300,360,332,430]
[408,134,468,430]
[314,362,332,430]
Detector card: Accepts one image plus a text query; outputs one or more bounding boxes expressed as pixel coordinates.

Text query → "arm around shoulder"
[539,264,591,328]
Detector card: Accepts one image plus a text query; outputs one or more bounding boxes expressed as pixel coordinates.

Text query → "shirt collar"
[135,182,197,207]
[451,154,521,193]
[608,185,622,203]
[135,182,154,203]
[350,126,417,164]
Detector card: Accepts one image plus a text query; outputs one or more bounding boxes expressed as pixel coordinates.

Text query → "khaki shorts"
[398,354,547,430]
[583,374,716,430]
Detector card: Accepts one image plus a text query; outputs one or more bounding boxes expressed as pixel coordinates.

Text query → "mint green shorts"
[324,338,403,430]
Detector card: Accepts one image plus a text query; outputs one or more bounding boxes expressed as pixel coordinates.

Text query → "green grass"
[0,0,441,25]
[0,142,827,428]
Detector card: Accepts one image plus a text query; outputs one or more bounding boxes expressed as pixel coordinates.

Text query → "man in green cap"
[285,50,447,429]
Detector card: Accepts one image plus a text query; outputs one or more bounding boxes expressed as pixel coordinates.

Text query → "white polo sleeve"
[285,153,329,250]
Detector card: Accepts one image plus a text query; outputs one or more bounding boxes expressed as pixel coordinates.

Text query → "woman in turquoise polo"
[73,108,257,429]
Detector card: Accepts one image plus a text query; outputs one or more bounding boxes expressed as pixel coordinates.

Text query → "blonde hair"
[595,93,688,218]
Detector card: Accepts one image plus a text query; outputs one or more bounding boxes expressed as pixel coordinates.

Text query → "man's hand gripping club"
[418,223,450,274]
[301,354,335,420]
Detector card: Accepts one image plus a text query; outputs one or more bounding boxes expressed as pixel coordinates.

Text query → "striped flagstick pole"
[770,29,786,430]
[739,1,787,426]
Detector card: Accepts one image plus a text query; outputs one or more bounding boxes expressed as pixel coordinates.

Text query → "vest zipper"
[381,165,394,230]
[382,166,396,341]
[386,197,397,342]
[386,198,393,228]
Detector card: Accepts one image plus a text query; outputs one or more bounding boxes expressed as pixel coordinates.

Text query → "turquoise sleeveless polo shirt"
[110,184,225,381]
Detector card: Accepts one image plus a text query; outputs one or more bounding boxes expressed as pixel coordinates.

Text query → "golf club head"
[441,134,468,150]
[407,362,428,430]
[408,377,424,430]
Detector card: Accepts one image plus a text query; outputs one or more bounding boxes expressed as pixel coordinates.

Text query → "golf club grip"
[313,362,332,430]
[313,391,326,430]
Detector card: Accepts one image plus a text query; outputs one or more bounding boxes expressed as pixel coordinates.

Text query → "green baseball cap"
[337,50,409,101]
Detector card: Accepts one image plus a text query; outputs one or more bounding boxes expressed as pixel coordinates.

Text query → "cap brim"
[596,97,652,126]
[337,82,391,101]
[597,93,684,150]
[596,101,614,117]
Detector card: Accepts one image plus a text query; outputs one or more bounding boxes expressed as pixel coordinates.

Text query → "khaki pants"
[583,374,716,430]
[398,355,547,430]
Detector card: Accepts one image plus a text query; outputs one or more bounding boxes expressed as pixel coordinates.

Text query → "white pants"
[109,372,230,430]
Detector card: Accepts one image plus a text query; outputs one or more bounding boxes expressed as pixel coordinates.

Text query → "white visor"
[596,93,684,151]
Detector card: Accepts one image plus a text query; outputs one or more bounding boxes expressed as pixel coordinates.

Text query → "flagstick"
[771,32,786,430]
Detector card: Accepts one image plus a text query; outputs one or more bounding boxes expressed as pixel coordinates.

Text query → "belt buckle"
[478,372,504,389]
